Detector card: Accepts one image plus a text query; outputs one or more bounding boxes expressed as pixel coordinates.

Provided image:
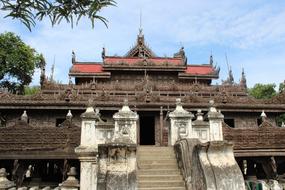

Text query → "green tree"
[0,0,116,31]
[248,83,276,99]
[0,32,43,94]
[24,85,40,95]
[279,82,285,93]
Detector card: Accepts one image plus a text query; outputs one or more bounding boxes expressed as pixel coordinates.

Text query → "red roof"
[185,65,214,75]
[71,64,103,73]
[104,57,182,65]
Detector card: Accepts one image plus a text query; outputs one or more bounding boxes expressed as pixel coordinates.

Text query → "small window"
[224,118,235,128]
[56,118,65,127]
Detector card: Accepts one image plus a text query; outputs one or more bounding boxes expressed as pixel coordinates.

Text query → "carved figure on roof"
[174,46,187,65]
[72,50,76,63]
[102,47,106,59]
[174,46,185,58]
[209,54,213,65]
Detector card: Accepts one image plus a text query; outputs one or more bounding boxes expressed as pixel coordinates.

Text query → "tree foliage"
[0,32,43,94]
[0,0,116,31]
[248,83,276,99]
[24,85,40,95]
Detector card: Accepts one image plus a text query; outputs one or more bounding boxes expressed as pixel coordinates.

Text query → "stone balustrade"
[169,99,224,145]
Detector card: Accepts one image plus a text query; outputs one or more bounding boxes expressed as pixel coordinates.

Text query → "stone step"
[139,187,185,190]
[138,146,173,150]
[138,152,175,156]
[138,147,174,152]
[138,180,184,188]
[138,169,181,175]
[139,163,178,169]
[137,174,183,181]
[138,159,177,165]
[137,146,185,190]
[138,154,176,159]
[138,150,174,154]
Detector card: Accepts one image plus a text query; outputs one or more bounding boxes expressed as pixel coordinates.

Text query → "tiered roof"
[69,30,219,80]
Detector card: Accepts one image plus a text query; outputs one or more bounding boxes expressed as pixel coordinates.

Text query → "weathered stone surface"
[61,167,80,190]
[98,145,136,190]
[192,109,210,143]
[0,168,16,189]
[207,100,224,141]
[113,99,138,144]
[175,138,245,190]
[75,103,99,190]
[169,98,194,145]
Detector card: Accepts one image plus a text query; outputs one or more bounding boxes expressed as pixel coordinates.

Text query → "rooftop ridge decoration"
[124,29,156,58]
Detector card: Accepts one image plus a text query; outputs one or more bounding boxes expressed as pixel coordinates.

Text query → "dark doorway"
[140,116,155,145]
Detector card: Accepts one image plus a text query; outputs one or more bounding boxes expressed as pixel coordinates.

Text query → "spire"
[139,9,143,37]
[222,53,234,85]
[228,67,234,84]
[240,68,247,88]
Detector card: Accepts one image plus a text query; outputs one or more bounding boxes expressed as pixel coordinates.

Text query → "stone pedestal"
[169,98,194,145]
[0,168,16,190]
[60,167,80,190]
[75,100,100,190]
[207,100,224,141]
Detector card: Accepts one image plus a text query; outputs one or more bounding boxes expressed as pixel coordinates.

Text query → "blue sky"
[1,0,285,87]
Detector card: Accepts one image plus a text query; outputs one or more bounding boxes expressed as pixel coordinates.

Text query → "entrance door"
[139,116,155,145]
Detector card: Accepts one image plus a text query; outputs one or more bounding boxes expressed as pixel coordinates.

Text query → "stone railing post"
[60,167,80,190]
[113,99,138,144]
[207,100,224,141]
[75,100,100,190]
[169,98,194,145]
[0,168,16,190]
[192,109,210,143]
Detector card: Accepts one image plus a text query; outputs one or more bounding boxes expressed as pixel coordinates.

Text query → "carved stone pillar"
[207,100,224,141]
[169,98,194,146]
[75,100,100,190]
[113,99,138,144]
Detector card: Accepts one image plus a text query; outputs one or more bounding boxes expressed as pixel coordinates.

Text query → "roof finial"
[21,110,28,123]
[102,47,106,59]
[209,53,213,65]
[139,9,142,32]
[240,68,247,88]
[72,50,76,63]
[50,56,55,82]
[261,110,267,121]
[223,53,234,85]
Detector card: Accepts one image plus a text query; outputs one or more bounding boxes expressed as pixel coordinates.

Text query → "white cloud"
[1,0,285,86]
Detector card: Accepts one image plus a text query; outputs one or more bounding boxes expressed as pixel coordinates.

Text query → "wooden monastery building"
[1,29,285,188]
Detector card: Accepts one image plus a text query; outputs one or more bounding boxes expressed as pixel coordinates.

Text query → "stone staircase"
[137,146,185,190]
